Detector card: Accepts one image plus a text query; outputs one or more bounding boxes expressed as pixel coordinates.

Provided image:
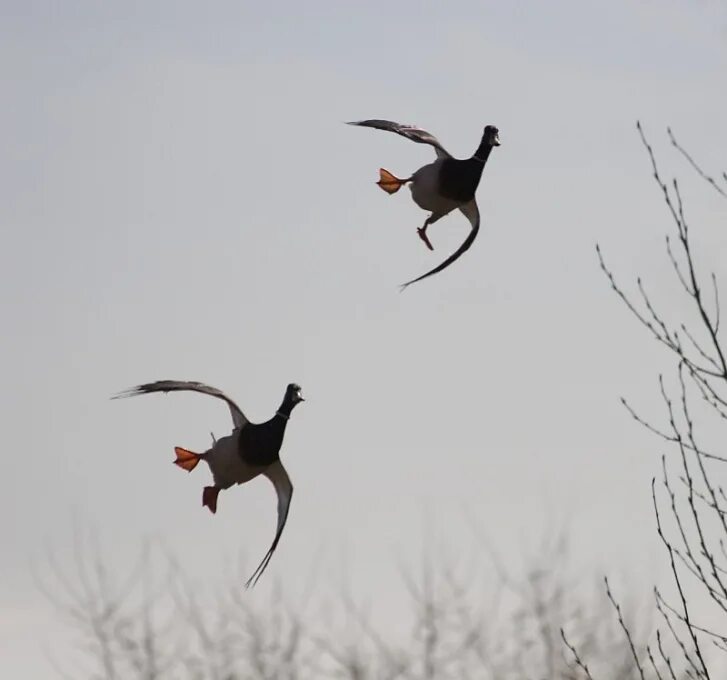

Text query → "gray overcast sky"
[1,0,726,675]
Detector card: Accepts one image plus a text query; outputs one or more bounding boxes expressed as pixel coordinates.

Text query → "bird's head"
[285,383,305,407]
[483,125,500,147]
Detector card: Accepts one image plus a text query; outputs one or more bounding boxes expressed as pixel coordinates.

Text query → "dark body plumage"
[239,419,286,466]
[438,137,496,202]
[438,158,486,203]
[238,393,297,466]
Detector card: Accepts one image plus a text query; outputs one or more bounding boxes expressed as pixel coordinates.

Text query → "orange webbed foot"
[377,168,406,195]
[202,486,219,514]
[174,447,201,472]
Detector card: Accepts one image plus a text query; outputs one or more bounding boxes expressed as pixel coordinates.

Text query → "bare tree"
[568,123,727,678]
[38,534,313,680]
[41,531,657,679]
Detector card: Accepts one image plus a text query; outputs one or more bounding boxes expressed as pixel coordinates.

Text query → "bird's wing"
[400,199,481,290]
[245,460,294,588]
[113,380,248,430]
[347,119,451,159]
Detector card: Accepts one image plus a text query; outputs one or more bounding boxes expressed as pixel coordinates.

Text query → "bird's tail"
[173,446,201,472]
[377,168,407,194]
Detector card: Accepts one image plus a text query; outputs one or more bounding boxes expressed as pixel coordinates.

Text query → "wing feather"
[348,119,451,159]
[400,200,480,290]
[113,380,248,429]
[245,461,294,588]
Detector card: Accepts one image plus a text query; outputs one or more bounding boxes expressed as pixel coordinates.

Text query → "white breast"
[410,161,459,215]
[204,432,263,489]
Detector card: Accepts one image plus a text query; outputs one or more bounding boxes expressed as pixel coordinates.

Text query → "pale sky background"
[2,0,727,676]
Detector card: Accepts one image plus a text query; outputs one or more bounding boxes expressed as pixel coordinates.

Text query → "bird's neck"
[472,141,494,164]
[275,399,296,421]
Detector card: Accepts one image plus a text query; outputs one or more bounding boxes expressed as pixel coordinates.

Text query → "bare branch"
[667,127,727,199]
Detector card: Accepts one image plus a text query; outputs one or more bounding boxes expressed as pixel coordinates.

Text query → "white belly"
[204,432,263,489]
[410,161,459,216]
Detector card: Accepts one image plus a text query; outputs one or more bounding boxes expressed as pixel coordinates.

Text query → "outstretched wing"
[347,119,451,159]
[245,460,294,588]
[113,380,248,430]
[400,200,481,290]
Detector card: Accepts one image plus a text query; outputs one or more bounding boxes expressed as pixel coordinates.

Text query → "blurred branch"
[40,531,661,679]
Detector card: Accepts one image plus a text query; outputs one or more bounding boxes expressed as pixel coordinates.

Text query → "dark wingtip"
[244,569,261,590]
[244,550,275,589]
[111,385,150,400]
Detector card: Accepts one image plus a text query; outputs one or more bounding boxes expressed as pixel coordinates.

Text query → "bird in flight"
[113,380,304,588]
[348,119,500,289]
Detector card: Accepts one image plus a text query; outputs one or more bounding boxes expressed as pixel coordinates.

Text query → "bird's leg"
[417,216,436,251]
[417,211,448,251]
[377,168,411,195]
[173,446,201,472]
[202,486,220,514]
[210,431,217,445]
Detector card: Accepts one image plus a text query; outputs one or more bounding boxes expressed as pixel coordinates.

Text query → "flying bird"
[348,119,500,289]
[113,380,304,587]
